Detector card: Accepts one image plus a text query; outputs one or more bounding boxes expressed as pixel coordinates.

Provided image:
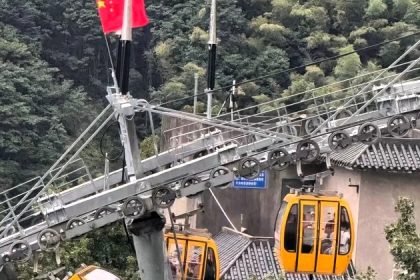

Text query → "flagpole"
[115,40,123,87]
[206,0,217,119]
[119,0,132,95]
[115,1,170,280]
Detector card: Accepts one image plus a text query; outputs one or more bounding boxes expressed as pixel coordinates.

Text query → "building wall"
[356,170,420,279]
[196,166,299,236]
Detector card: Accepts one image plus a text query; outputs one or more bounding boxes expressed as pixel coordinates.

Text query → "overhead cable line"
[159,30,420,106]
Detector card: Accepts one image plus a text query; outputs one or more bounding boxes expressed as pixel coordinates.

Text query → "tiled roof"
[322,138,420,172]
[356,138,420,171]
[215,228,356,280]
[214,228,253,274]
[323,143,369,167]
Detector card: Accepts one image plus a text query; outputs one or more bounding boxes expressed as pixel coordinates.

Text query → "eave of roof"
[320,138,420,172]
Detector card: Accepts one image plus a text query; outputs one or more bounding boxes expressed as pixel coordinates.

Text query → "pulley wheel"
[358,122,380,144]
[209,167,231,189]
[333,108,352,120]
[38,229,60,252]
[328,130,351,151]
[66,218,85,230]
[122,196,146,218]
[94,206,116,220]
[238,157,261,180]
[152,187,176,209]
[387,115,411,138]
[181,176,201,188]
[268,148,290,171]
[305,116,325,135]
[9,240,32,263]
[296,139,320,163]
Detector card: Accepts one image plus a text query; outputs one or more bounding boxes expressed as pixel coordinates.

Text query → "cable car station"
[1,0,420,279]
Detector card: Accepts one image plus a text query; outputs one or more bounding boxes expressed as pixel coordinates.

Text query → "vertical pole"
[230,80,236,121]
[116,0,143,181]
[194,73,199,115]
[206,89,212,119]
[206,0,217,119]
[119,0,132,95]
[114,1,169,279]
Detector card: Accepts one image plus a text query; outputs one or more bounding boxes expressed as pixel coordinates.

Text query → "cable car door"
[167,238,186,279]
[316,201,339,274]
[184,241,206,280]
[297,201,318,272]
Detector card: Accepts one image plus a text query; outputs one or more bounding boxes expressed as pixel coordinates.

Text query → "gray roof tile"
[216,228,355,280]
[322,138,420,172]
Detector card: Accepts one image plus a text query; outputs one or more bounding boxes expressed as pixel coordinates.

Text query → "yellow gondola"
[165,228,220,280]
[274,192,354,276]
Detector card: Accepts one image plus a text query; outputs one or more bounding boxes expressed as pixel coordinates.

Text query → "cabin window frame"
[203,247,217,280]
[338,207,351,255]
[284,203,299,252]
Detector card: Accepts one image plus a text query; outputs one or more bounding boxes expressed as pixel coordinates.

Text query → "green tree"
[366,0,388,19]
[334,45,362,81]
[385,197,420,280]
[350,267,377,280]
[17,223,136,280]
[0,23,93,189]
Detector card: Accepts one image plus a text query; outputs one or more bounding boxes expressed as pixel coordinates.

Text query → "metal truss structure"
[1,39,420,280]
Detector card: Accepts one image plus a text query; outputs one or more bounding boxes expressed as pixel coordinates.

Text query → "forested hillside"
[1,0,419,186]
[1,0,420,278]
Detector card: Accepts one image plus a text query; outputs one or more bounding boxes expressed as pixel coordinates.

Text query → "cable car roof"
[164,226,213,239]
[284,191,344,201]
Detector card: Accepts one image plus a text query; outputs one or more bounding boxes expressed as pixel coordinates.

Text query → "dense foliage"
[1,0,420,279]
[1,0,419,189]
[16,222,138,280]
[385,197,420,280]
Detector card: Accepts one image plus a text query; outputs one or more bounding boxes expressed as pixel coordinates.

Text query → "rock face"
[0,264,17,280]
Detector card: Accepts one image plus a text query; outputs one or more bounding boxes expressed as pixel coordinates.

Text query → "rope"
[209,189,238,231]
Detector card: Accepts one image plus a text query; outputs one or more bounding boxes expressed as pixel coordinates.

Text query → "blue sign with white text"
[233,171,267,189]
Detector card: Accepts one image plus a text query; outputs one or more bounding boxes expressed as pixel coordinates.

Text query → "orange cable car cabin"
[164,228,220,280]
[274,192,354,276]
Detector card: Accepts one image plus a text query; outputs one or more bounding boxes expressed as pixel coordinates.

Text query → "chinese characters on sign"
[233,171,267,189]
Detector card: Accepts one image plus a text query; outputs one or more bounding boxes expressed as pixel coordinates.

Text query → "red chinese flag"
[96,0,149,34]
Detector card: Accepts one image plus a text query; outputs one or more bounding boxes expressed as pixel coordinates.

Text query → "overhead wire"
[159,30,420,107]
[164,61,420,144]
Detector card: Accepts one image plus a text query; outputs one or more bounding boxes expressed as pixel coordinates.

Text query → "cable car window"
[284,204,298,252]
[320,206,336,255]
[185,245,204,280]
[275,202,287,249]
[339,207,351,255]
[168,241,185,279]
[204,247,216,280]
[302,205,315,254]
